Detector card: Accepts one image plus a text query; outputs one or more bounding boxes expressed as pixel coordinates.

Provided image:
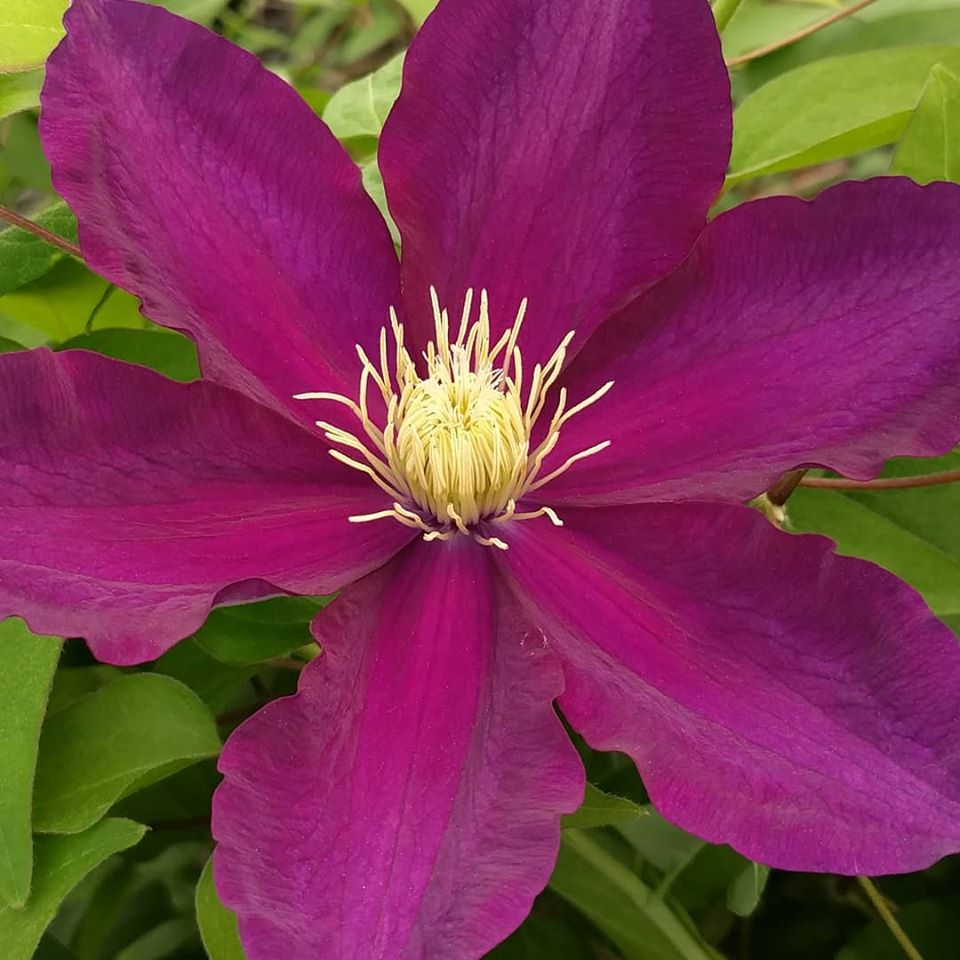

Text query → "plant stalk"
[800,469,960,492]
[857,877,923,960]
[726,0,879,68]
[0,202,83,261]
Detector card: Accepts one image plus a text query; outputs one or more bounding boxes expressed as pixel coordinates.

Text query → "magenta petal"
[0,349,411,665]
[500,503,960,874]
[380,0,730,364]
[40,0,399,422]
[214,540,583,959]
[547,179,960,505]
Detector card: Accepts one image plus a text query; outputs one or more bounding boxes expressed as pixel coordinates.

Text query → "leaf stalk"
[857,876,924,960]
[726,0,880,68]
[0,202,83,261]
[800,468,960,492]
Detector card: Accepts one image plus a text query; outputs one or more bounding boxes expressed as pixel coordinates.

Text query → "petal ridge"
[41,0,400,424]
[0,348,410,664]
[546,178,960,505]
[499,502,960,874]
[214,539,583,959]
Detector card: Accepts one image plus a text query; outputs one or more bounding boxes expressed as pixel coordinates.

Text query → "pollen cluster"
[295,288,612,549]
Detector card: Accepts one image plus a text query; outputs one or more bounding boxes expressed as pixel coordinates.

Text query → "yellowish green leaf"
[0,819,145,960]
[892,64,960,183]
[33,674,220,834]
[0,1,68,74]
[197,858,246,960]
[729,46,960,184]
[0,619,60,907]
[0,68,43,118]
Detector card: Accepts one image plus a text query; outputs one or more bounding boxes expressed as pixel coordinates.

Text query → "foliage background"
[2,0,960,957]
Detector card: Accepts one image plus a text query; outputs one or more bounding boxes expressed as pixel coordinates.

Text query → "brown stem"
[800,468,960,492]
[726,0,880,68]
[0,203,83,260]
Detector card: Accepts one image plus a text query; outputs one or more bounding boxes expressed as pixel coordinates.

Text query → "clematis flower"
[4,0,960,954]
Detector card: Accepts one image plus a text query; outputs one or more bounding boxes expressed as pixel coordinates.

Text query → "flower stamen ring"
[295,287,613,549]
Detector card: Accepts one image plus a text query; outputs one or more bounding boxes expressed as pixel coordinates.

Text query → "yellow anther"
[295,288,611,549]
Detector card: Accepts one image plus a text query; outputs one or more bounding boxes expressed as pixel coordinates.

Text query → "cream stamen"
[294,287,612,549]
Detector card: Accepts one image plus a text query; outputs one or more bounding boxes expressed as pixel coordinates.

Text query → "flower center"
[295,288,612,549]
[394,360,527,526]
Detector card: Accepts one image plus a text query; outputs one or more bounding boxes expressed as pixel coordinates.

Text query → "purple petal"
[379,0,730,364]
[499,503,960,874]
[545,179,960,505]
[40,0,399,422]
[214,540,583,959]
[0,349,410,665]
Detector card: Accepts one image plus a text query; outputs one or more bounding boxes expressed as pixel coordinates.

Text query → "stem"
[726,0,880,68]
[800,468,960,492]
[713,0,746,33]
[85,284,117,333]
[0,203,83,261]
[268,657,307,671]
[857,877,924,960]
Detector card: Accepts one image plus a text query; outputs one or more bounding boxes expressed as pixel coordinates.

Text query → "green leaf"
[892,64,960,183]
[152,640,256,714]
[144,0,230,24]
[33,935,76,959]
[562,784,649,830]
[195,597,326,665]
[115,917,199,960]
[115,760,219,828]
[608,809,752,919]
[669,844,751,917]
[727,861,770,917]
[0,68,43,119]
[318,52,400,242]
[550,830,722,960]
[323,53,404,142]
[394,0,436,26]
[487,897,592,959]
[361,158,400,245]
[788,450,960,619]
[734,5,960,88]
[0,0,67,74]
[0,201,77,297]
[33,674,221,834]
[0,818,145,960]
[722,0,832,61]
[70,839,209,956]
[196,858,246,960]
[713,0,747,35]
[2,112,52,192]
[618,810,705,877]
[0,312,47,348]
[728,46,960,184]
[0,619,60,907]
[333,6,403,65]
[0,258,146,343]
[47,665,121,715]
[57,329,200,382]
[0,333,23,352]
